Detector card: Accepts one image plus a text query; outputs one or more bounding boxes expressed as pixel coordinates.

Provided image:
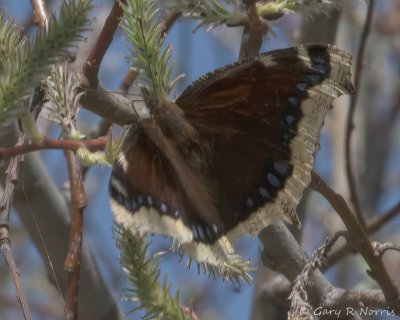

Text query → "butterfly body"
[110,44,355,265]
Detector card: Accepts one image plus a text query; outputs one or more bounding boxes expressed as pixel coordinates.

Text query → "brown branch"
[310,171,400,309]
[1,240,32,320]
[344,0,375,228]
[0,136,107,159]
[79,87,144,125]
[80,8,180,123]
[63,150,87,320]
[239,1,268,60]
[79,0,126,88]
[30,0,49,28]
[0,134,32,320]
[163,9,181,33]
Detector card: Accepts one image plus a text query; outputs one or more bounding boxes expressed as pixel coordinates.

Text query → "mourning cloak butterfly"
[109,43,355,267]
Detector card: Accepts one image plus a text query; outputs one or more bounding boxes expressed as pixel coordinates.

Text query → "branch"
[321,200,400,270]
[0,134,32,320]
[289,231,348,318]
[0,136,107,159]
[63,150,87,320]
[367,201,400,233]
[259,222,337,309]
[30,0,49,28]
[372,242,400,258]
[79,0,126,88]
[79,87,147,126]
[79,8,181,124]
[1,240,32,320]
[310,171,400,309]
[344,0,375,227]
[239,1,268,60]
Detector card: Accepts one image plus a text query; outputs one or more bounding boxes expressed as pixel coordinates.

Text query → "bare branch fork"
[322,200,400,270]
[310,171,400,312]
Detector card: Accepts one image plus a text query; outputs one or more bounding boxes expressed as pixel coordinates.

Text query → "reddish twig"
[0,136,107,159]
[79,0,126,88]
[344,0,375,228]
[0,134,32,320]
[30,0,49,28]
[63,150,87,320]
[310,171,400,309]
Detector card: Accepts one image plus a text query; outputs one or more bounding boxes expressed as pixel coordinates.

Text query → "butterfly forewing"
[176,44,354,233]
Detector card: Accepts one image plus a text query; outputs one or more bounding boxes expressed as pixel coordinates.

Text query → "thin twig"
[63,150,87,320]
[323,200,400,270]
[30,0,49,28]
[344,0,375,228]
[371,242,400,258]
[0,136,107,159]
[367,201,400,234]
[0,134,32,320]
[310,171,400,309]
[79,0,126,88]
[1,241,32,320]
[289,231,349,319]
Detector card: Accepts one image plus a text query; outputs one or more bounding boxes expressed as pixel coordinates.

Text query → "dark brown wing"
[176,43,354,235]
